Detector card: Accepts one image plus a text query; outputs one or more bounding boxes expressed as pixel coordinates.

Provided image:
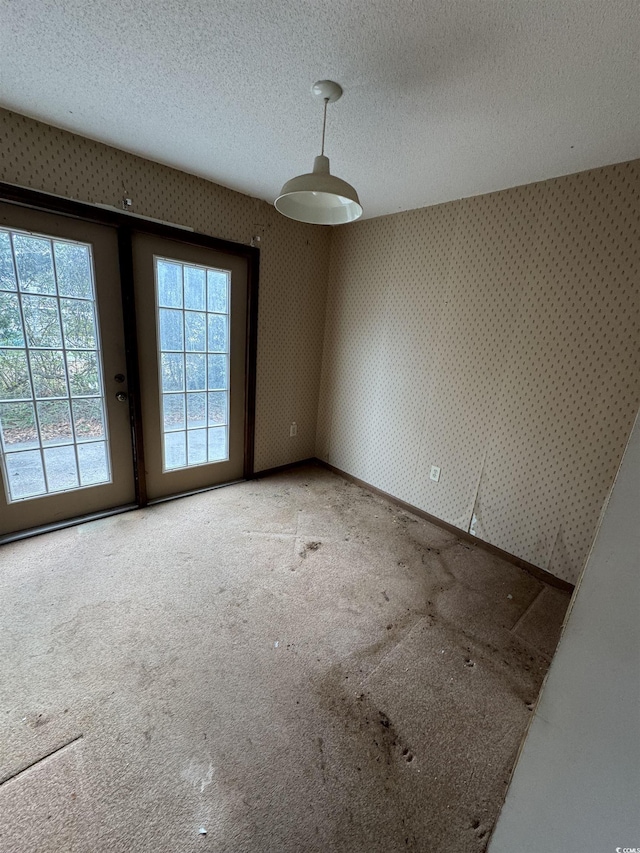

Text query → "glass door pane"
[155,258,230,471]
[0,229,111,502]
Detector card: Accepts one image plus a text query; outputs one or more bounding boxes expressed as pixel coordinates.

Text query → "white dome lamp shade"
[275,81,362,226]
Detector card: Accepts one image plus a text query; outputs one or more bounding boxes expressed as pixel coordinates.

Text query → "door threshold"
[1,479,247,546]
[0,504,139,546]
[146,478,246,506]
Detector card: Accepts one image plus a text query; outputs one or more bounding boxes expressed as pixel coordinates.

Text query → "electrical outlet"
[289,422,297,437]
[430,465,441,483]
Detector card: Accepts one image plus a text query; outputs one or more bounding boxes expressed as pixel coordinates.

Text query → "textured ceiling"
[1,0,638,219]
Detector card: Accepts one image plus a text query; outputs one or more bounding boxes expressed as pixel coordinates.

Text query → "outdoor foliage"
[0,231,102,440]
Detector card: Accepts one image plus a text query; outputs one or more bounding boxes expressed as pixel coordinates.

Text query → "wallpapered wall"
[2,108,638,582]
[317,160,640,583]
[0,108,331,472]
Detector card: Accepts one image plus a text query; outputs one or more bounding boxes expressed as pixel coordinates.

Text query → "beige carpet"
[0,464,570,852]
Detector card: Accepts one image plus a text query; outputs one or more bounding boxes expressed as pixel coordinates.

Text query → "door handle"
[115,392,128,402]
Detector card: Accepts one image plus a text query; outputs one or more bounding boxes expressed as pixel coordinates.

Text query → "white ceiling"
[1,0,638,219]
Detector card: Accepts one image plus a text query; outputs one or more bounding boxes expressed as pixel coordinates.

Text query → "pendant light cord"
[321,97,329,156]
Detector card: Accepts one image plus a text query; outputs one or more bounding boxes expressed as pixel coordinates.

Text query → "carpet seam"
[0,735,84,787]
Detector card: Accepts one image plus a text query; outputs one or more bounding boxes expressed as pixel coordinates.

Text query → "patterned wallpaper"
[0,108,331,472]
[317,161,640,583]
[2,108,638,583]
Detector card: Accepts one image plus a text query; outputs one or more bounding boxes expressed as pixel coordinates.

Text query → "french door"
[132,233,247,500]
[0,202,253,538]
[0,204,135,535]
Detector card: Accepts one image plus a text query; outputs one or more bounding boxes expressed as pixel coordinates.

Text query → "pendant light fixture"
[275,80,362,225]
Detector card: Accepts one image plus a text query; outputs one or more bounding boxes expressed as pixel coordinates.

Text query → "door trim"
[0,181,260,518]
[117,227,148,505]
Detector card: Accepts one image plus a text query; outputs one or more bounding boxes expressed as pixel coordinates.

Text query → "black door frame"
[0,181,259,519]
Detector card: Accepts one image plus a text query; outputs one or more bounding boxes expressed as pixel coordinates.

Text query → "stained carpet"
[0,465,570,852]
